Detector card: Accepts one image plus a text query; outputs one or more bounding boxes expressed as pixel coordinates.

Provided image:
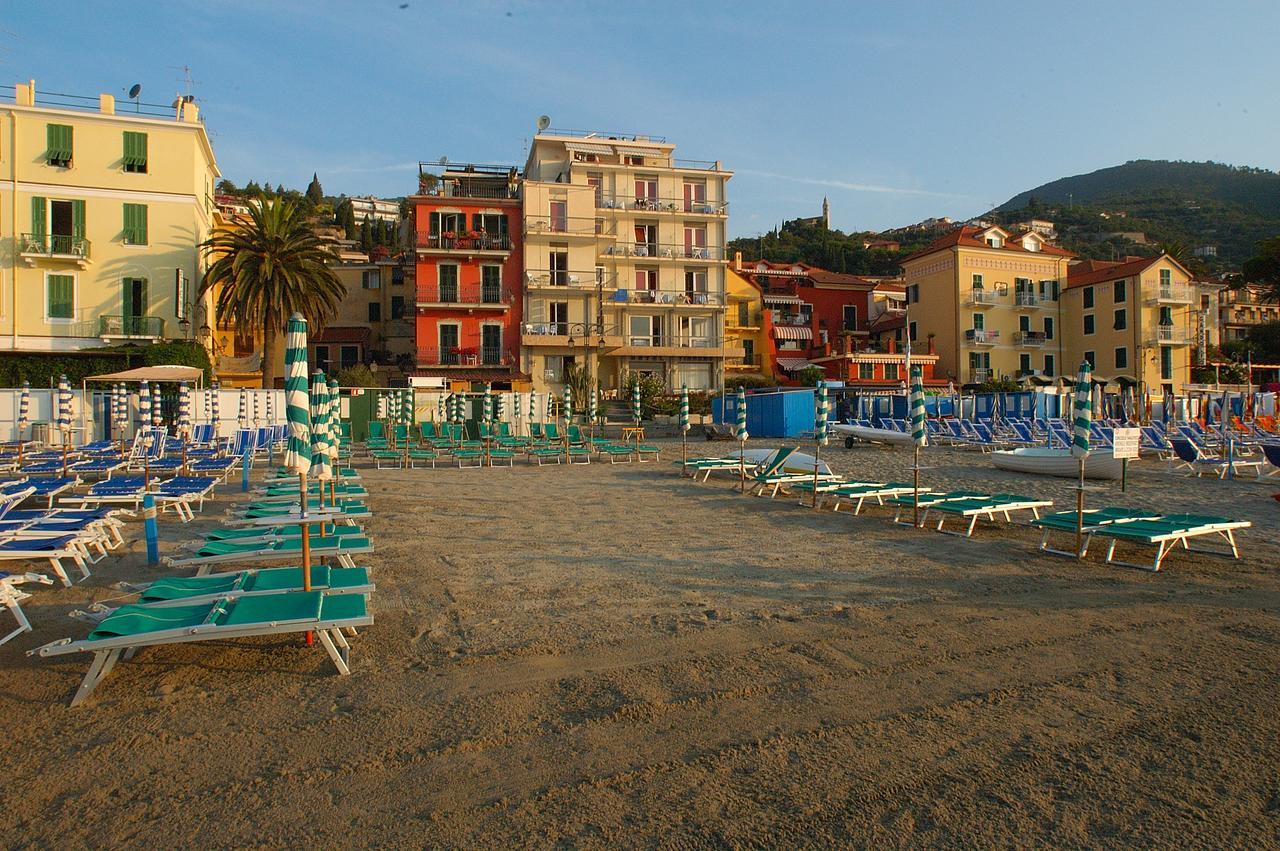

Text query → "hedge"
[0,342,213,387]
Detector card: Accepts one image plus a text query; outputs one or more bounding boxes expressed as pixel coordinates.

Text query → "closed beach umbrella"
[203,384,212,423]
[437,393,445,423]
[151,382,163,427]
[483,384,493,424]
[328,378,341,463]
[211,382,221,431]
[736,386,748,441]
[283,313,312,477]
[679,386,689,434]
[1071,359,1093,556]
[376,393,386,422]
[113,383,127,430]
[177,381,191,437]
[265,391,274,425]
[18,380,30,435]
[311,371,331,482]
[514,390,522,423]
[252,390,260,425]
[562,383,572,422]
[816,380,829,446]
[908,364,928,526]
[138,380,151,432]
[495,391,505,424]
[402,388,413,427]
[56,374,72,435]
[238,388,248,428]
[528,389,537,423]
[631,378,641,426]
[588,387,597,425]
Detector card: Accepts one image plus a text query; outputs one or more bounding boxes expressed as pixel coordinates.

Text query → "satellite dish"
[128,84,142,99]
[536,115,551,131]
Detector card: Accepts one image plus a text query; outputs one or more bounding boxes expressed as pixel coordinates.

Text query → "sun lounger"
[111,565,373,607]
[163,534,373,574]
[1089,514,1252,571]
[886,490,991,525]
[599,444,635,463]
[824,483,928,514]
[0,533,94,586]
[31,589,373,706]
[1,571,54,645]
[228,499,370,521]
[1031,507,1164,558]
[919,493,1054,537]
[1170,437,1263,478]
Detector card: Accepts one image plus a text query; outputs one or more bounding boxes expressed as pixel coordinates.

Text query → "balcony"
[965,289,1000,306]
[416,285,515,310]
[726,310,764,330]
[525,270,616,290]
[612,335,733,358]
[1147,283,1195,304]
[970,368,992,383]
[622,289,722,306]
[20,233,91,268]
[1013,330,1047,347]
[601,243,725,261]
[964,329,1000,345]
[772,313,813,327]
[1147,325,1193,346]
[415,233,512,256]
[416,346,516,368]
[524,215,616,238]
[597,196,727,216]
[416,162,521,201]
[1014,292,1048,308]
[521,323,624,348]
[726,353,763,369]
[99,315,164,339]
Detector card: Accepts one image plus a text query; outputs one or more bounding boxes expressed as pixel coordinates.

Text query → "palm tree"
[200,199,346,388]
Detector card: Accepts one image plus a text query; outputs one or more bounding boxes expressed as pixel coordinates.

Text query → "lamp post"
[565,321,608,433]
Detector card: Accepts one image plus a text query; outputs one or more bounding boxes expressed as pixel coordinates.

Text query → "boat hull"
[991,448,1124,480]
[833,424,914,447]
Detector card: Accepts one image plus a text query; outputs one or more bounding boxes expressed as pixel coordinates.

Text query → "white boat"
[990,447,1124,480]
[833,423,914,447]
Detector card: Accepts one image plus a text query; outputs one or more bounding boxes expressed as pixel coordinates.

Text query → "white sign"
[1112,427,1140,459]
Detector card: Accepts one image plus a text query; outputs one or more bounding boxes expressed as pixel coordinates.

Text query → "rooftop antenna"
[536,114,551,132]
[126,83,141,113]
[171,64,199,98]
[438,156,448,167]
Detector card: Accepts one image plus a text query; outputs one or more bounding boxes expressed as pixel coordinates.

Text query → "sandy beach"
[2,440,1278,847]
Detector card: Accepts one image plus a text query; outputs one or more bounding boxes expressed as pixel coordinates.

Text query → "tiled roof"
[1065,255,1163,289]
[901,226,1074,263]
[868,313,906,333]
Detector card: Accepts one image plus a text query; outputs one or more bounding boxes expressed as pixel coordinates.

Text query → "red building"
[410,162,525,387]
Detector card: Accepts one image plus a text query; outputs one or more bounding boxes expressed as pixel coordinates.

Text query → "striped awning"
[566,142,614,155]
[614,145,660,157]
[773,325,813,341]
[763,293,803,305]
[776,358,812,371]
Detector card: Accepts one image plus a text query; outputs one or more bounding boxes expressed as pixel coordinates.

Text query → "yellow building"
[1063,254,1198,394]
[0,79,219,353]
[520,130,735,394]
[901,225,1073,384]
[311,255,415,383]
[1218,283,1278,345]
[723,266,770,381]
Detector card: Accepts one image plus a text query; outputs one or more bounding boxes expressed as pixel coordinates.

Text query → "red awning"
[773,325,813,341]
[776,357,812,371]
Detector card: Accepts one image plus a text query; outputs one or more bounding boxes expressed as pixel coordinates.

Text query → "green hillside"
[993,160,1280,269]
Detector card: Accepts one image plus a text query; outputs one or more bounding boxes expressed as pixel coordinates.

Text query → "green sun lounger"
[822,483,925,514]
[32,589,373,706]
[230,500,370,521]
[600,444,635,463]
[887,490,991,525]
[920,494,1054,537]
[204,521,361,542]
[1090,514,1252,571]
[1031,507,1163,558]
[131,565,373,605]
[163,534,373,573]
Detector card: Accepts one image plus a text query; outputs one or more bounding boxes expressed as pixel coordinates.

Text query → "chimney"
[734,251,742,272]
[99,94,115,115]
[15,79,34,107]
[927,335,935,355]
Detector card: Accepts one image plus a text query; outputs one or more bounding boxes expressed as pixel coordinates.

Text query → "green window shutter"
[48,275,74,319]
[46,125,72,163]
[123,131,148,168]
[122,278,134,318]
[123,203,147,244]
[31,196,46,238]
[71,200,86,240]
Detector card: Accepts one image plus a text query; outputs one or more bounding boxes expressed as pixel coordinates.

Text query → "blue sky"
[5,1,1278,236]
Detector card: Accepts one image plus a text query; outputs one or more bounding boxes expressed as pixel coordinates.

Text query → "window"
[122,277,147,328]
[471,212,508,238]
[1084,351,1095,369]
[858,363,875,380]
[361,269,381,289]
[549,200,567,232]
[1083,314,1095,335]
[884,363,899,381]
[1159,305,1173,326]
[678,316,710,346]
[1018,314,1030,333]
[480,325,502,364]
[1160,346,1172,380]
[684,269,707,296]
[438,264,458,302]
[314,345,330,372]
[46,273,74,320]
[391,265,405,286]
[634,177,657,204]
[908,321,917,342]
[368,302,381,322]
[549,302,568,335]
[1019,353,1031,374]
[46,124,73,167]
[1043,317,1054,339]
[391,295,405,319]
[1039,279,1059,302]
[842,305,858,332]
[973,313,985,331]
[1160,268,1172,287]
[339,345,359,370]
[122,131,147,173]
[587,173,603,207]
[481,266,502,303]
[429,211,465,235]
[549,251,568,285]
[1114,347,1128,369]
[34,197,85,255]
[683,225,707,257]
[438,324,460,364]
[1082,286,1094,309]
[121,203,148,245]
[906,284,919,304]
[1113,309,1126,331]
[633,223,657,254]
[634,268,657,292]
[1043,354,1055,376]
[972,273,984,289]
[544,355,569,382]
[1113,280,1126,303]
[629,315,662,346]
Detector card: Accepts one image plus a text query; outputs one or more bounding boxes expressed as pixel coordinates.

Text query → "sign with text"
[1112,427,1141,459]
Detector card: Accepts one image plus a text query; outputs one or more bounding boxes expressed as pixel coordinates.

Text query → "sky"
[4,0,1279,237]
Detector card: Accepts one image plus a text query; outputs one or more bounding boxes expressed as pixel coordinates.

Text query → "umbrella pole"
[61,437,69,478]
[913,444,921,529]
[1075,457,1085,560]
[682,431,687,471]
[300,470,313,645]
[811,440,820,509]
[739,438,746,494]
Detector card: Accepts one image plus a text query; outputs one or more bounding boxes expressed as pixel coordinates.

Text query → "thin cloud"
[738,168,975,200]
[323,161,420,176]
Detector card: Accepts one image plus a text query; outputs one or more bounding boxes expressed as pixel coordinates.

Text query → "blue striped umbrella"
[56,374,72,435]
[138,380,151,433]
[679,386,689,433]
[203,383,212,424]
[252,390,260,425]
[1070,359,1092,556]
[631,378,641,426]
[151,382,163,427]
[177,381,192,437]
[283,313,312,476]
[17,380,30,435]
[311,371,331,481]
[265,390,274,425]
[211,382,221,431]
[238,387,248,428]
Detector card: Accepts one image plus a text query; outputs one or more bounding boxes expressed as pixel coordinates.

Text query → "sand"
[1,440,1279,847]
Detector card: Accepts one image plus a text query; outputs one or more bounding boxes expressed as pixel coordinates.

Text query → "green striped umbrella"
[402,388,413,427]
[177,381,192,438]
[631,378,641,426]
[563,383,572,422]
[437,393,446,422]
[735,386,748,441]
[138,380,151,432]
[514,389,522,422]
[328,378,341,463]
[311,371,331,481]
[1070,359,1092,557]
[376,393,387,422]
[588,387,597,425]
[483,384,493,423]
[908,365,928,526]
[283,313,312,476]
[495,391,505,423]
[528,389,537,424]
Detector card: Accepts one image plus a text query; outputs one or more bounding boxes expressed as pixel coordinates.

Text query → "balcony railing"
[416,346,516,367]
[970,368,992,383]
[623,335,726,349]
[772,314,812,327]
[417,285,515,306]
[1013,330,1047,347]
[1014,291,1047,307]
[1148,325,1192,345]
[728,353,763,367]
[965,329,999,344]
[525,270,616,288]
[597,196,728,215]
[602,243,725,261]
[1148,283,1194,304]
[524,215,616,237]
[727,310,764,328]
[20,233,91,260]
[417,233,512,252]
[966,289,1000,306]
[99,315,164,338]
[523,322,621,337]
[625,289,722,306]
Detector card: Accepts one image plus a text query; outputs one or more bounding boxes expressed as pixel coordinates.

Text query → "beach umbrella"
[311,371,331,485]
[113,383,127,451]
[252,390,260,426]
[402,387,413,428]
[631,378,641,428]
[203,383,212,424]
[529,389,537,426]
[513,389,522,433]
[283,313,316,601]
[679,385,689,468]
[437,393,445,423]
[562,383,572,422]
[57,374,72,475]
[328,378,342,470]
[151,383,163,427]
[811,380,829,508]
[909,365,928,527]
[17,380,30,440]
[138,380,151,434]
[178,381,192,437]
[1222,388,1234,479]
[495,391,505,425]
[484,384,493,424]
[736,385,748,493]
[265,390,274,425]
[587,387,597,433]
[211,382,221,432]
[1070,360,1093,558]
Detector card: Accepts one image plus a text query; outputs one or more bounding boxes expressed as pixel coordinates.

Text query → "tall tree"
[1243,236,1280,300]
[199,200,346,388]
[359,218,374,252]
[305,172,324,206]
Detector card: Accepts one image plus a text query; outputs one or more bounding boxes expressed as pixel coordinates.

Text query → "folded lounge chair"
[2,571,54,645]
[163,534,373,574]
[823,483,928,514]
[112,564,373,607]
[31,589,373,706]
